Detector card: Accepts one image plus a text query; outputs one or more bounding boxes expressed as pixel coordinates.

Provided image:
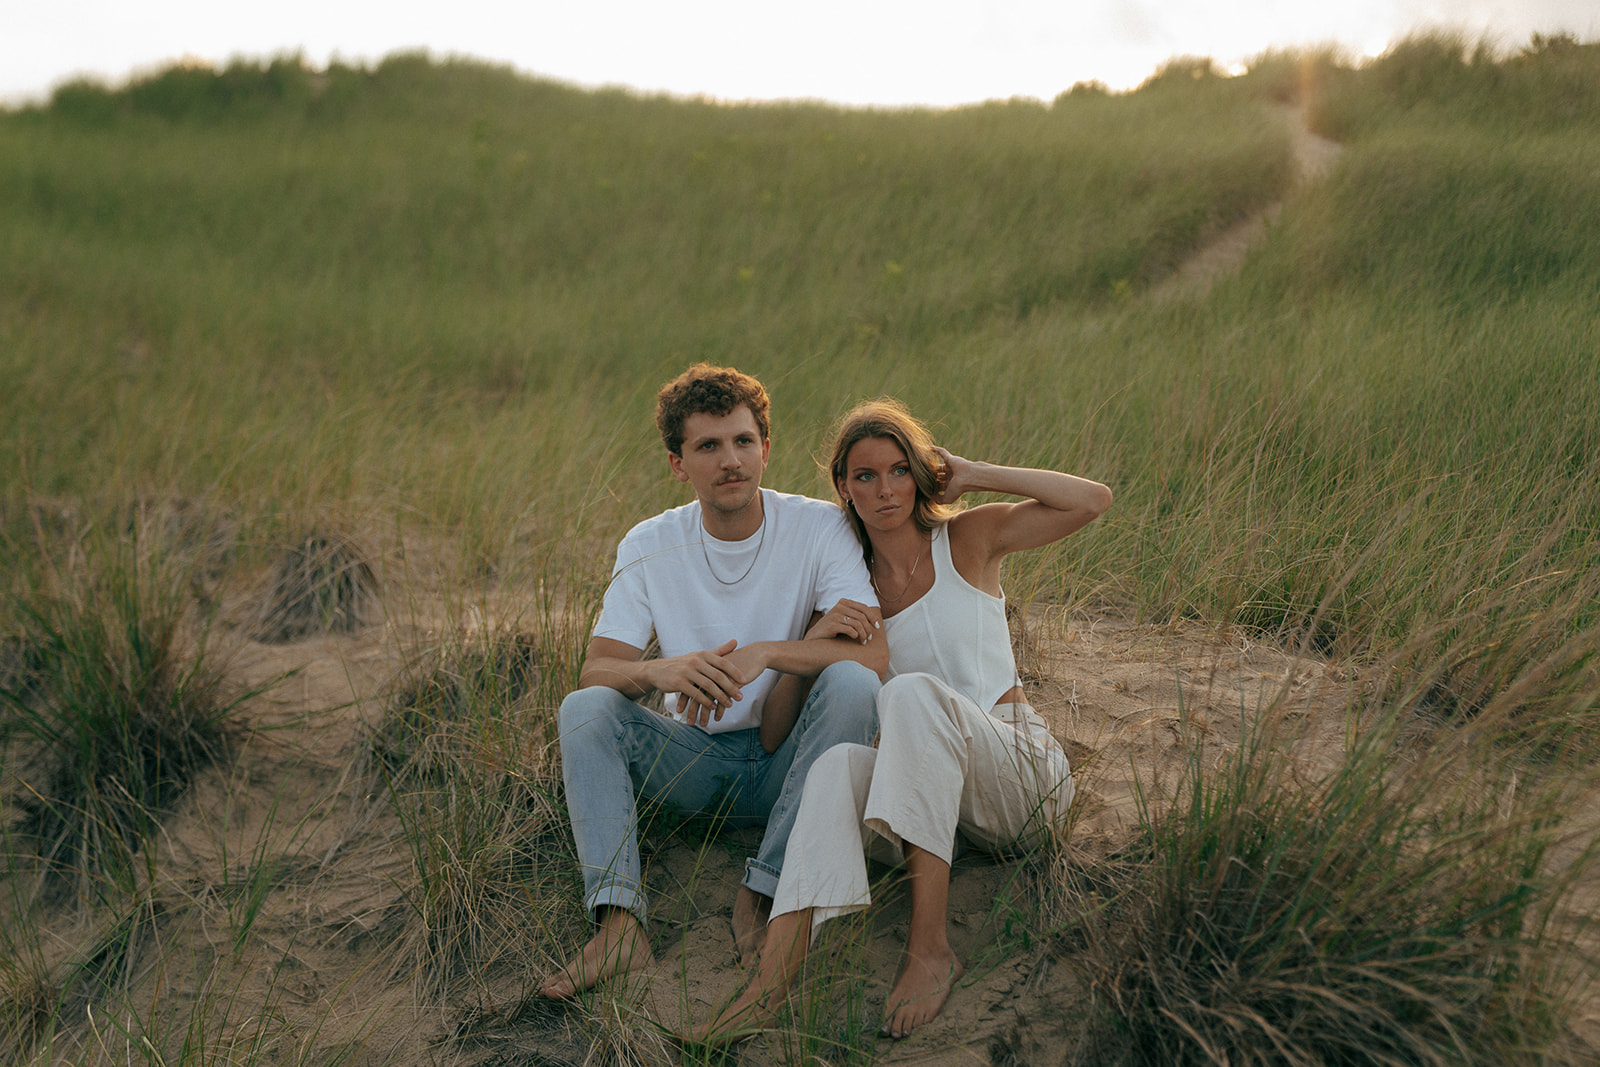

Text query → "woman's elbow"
[1089,482,1114,519]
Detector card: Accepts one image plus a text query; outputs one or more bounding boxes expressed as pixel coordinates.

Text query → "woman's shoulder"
[942,507,1008,594]
[944,504,1005,545]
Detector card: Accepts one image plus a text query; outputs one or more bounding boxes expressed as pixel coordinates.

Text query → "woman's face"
[837,436,918,534]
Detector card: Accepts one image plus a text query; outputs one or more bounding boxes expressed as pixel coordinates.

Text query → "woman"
[689,398,1112,1042]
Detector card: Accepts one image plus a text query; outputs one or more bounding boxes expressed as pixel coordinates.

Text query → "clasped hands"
[658,640,765,728]
[666,599,882,727]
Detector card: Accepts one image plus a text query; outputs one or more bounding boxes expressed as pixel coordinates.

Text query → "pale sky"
[3,0,1596,108]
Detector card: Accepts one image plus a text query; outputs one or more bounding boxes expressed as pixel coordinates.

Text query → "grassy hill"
[2,33,1599,1066]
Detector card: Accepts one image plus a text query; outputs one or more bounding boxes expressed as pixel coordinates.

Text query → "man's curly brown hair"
[655,363,771,455]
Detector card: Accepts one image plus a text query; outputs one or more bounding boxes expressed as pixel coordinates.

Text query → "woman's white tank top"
[881,524,1021,712]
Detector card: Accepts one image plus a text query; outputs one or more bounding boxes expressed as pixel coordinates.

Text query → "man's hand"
[804,599,882,645]
[667,639,758,727]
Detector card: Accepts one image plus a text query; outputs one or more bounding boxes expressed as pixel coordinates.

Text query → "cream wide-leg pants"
[772,671,1073,938]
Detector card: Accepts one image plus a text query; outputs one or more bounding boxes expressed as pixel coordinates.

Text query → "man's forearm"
[577,655,657,696]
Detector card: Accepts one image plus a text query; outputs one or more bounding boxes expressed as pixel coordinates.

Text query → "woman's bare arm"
[936,447,1113,592]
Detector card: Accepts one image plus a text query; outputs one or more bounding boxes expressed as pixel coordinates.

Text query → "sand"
[49,601,1354,1067]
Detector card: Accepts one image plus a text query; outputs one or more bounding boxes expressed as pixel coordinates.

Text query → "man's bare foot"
[540,908,654,999]
[881,947,963,1038]
[731,886,772,967]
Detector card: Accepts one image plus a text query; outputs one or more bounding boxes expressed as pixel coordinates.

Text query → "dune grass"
[372,616,588,1001]
[0,517,254,905]
[1064,697,1596,1065]
[2,31,1599,1066]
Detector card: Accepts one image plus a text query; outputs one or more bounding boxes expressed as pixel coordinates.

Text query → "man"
[541,363,886,999]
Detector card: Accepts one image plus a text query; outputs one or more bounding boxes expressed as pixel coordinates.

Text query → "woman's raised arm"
[937,446,1112,589]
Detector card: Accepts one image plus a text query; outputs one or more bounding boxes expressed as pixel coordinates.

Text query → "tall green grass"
[0,51,1288,527]
[4,43,1595,706]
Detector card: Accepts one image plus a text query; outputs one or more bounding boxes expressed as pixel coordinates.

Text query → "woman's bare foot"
[684,906,811,1045]
[679,982,783,1045]
[731,886,772,966]
[540,908,654,999]
[881,946,963,1038]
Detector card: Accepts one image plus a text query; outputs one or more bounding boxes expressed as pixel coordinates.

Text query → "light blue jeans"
[557,660,880,924]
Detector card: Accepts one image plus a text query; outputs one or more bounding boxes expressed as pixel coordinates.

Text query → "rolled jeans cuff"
[744,858,781,899]
[586,881,648,927]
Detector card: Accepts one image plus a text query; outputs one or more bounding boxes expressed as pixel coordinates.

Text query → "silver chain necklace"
[701,519,767,585]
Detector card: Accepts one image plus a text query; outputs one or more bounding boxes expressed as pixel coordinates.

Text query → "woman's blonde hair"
[827,398,957,562]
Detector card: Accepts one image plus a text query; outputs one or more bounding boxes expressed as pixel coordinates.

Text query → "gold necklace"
[871,533,927,603]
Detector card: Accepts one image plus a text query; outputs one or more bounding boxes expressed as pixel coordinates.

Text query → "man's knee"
[813,660,879,708]
[559,686,629,741]
[793,662,883,748]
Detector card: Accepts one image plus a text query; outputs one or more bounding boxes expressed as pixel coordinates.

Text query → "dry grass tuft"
[372,631,542,781]
[0,951,58,1065]
[249,531,377,643]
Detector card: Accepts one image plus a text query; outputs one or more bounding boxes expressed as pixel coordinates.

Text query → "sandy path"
[1150,103,1343,302]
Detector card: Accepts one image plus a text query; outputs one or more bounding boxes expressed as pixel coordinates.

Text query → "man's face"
[668,406,770,521]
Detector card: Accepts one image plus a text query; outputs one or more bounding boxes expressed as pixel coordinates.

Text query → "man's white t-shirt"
[593,489,875,733]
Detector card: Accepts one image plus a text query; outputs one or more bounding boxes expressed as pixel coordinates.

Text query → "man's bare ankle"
[596,905,645,937]
[540,906,652,998]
